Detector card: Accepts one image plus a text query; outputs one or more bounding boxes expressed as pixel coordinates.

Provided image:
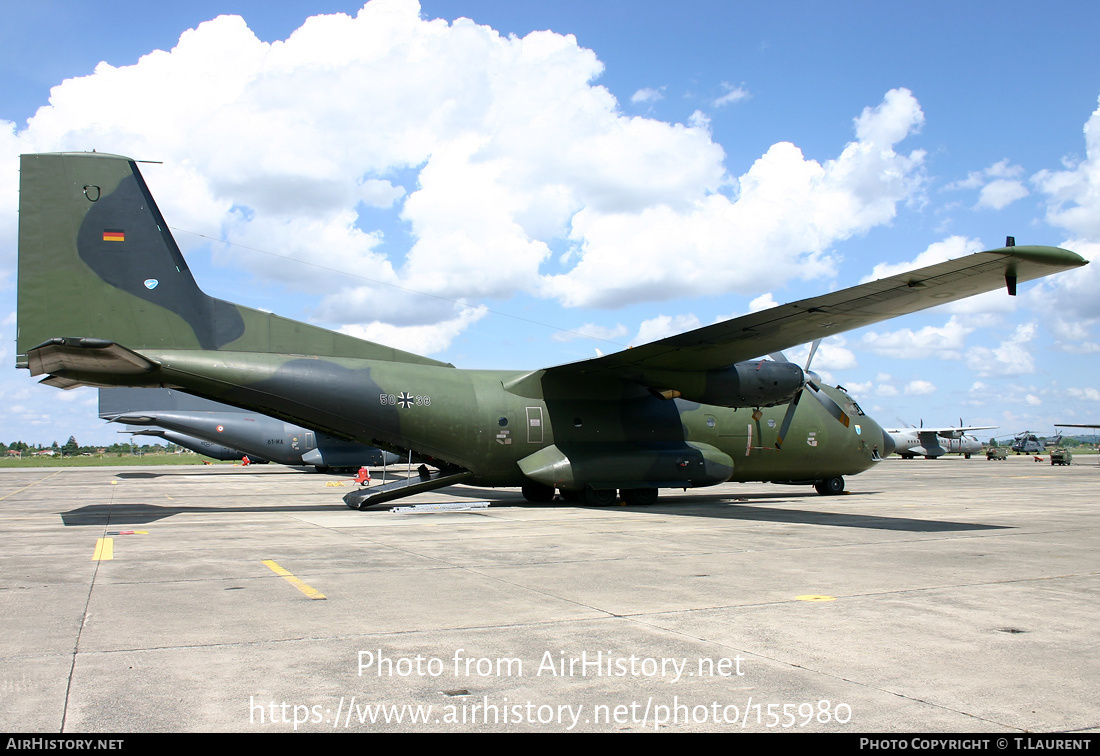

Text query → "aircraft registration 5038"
[14,153,1088,507]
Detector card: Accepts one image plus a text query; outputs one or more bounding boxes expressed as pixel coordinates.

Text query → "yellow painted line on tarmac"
[795,595,836,602]
[92,538,114,561]
[0,470,62,501]
[262,560,326,600]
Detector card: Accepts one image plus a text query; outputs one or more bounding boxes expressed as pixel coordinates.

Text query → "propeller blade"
[773,338,851,450]
[807,381,851,428]
[804,339,821,371]
[774,389,803,450]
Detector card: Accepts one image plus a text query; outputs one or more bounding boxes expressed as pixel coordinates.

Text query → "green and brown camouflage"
[15,152,1089,507]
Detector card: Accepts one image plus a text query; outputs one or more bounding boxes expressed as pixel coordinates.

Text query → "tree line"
[2,436,184,457]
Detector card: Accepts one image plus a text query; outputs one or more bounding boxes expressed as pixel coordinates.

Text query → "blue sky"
[3,0,1100,446]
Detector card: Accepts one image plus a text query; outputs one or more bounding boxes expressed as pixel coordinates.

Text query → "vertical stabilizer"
[16,152,449,367]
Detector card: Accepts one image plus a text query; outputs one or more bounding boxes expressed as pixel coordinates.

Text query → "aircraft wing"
[543,245,1085,378]
[914,426,998,441]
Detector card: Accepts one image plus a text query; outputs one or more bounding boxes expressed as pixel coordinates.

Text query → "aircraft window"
[706,416,716,428]
[498,417,508,427]
[851,402,865,416]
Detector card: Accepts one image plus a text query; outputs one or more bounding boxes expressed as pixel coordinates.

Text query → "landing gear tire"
[521,482,555,503]
[964,453,971,459]
[620,488,658,506]
[583,487,617,506]
[814,477,844,495]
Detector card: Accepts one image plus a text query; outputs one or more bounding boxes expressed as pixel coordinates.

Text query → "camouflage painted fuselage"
[74,348,880,488]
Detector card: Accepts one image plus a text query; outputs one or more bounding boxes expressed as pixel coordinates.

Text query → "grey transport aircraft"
[885,421,998,459]
[124,426,252,462]
[13,152,1088,508]
[100,387,400,471]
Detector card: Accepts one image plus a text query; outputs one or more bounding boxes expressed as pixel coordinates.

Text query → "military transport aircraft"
[885,421,998,459]
[99,387,400,471]
[13,152,1088,508]
[123,426,254,461]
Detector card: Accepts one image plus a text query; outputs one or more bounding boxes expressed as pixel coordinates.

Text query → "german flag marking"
[102,230,125,242]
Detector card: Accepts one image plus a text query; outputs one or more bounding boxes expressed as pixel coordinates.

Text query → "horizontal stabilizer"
[27,338,159,389]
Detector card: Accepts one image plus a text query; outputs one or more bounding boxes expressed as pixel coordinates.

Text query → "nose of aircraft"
[859,413,895,458]
[881,427,896,457]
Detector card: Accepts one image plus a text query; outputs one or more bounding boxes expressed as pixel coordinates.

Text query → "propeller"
[770,339,851,450]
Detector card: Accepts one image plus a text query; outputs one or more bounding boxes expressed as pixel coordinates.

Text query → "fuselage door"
[526,407,544,444]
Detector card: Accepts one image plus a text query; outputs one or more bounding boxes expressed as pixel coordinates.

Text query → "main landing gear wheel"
[620,488,658,506]
[521,482,556,503]
[814,477,844,495]
[582,487,617,506]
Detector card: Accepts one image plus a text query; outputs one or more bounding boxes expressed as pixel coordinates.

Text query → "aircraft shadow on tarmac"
[60,502,343,526]
[609,502,1008,532]
[60,486,1009,533]
[113,468,319,479]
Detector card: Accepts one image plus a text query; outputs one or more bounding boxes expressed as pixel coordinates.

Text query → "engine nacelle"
[644,360,804,408]
[518,442,735,491]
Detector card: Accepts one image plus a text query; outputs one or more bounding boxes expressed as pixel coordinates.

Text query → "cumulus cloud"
[945,159,1029,210]
[748,293,778,312]
[0,1,929,355]
[1034,97,1100,239]
[904,379,936,395]
[860,315,973,360]
[713,83,750,107]
[861,235,984,282]
[339,302,487,355]
[632,313,702,346]
[965,322,1038,376]
[783,336,857,371]
[538,86,926,307]
[631,87,664,104]
[1023,99,1100,337]
[551,321,629,343]
[1048,317,1100,354]
[976,179,1029,210]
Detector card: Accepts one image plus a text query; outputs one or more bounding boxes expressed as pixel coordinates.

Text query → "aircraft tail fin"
[16,152,448,370]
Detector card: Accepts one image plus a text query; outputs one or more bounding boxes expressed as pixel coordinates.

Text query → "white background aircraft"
[885,422,998,459]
